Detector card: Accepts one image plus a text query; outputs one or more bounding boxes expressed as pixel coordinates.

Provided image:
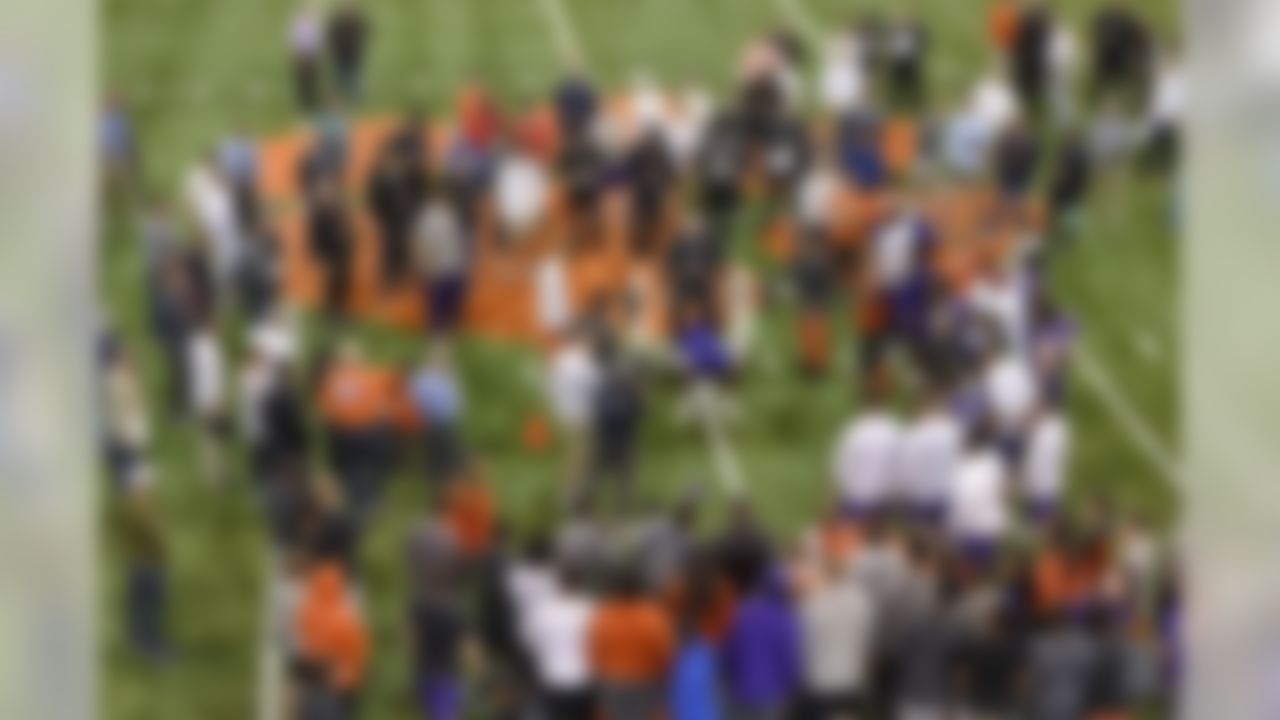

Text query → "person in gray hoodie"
[798,547,876,718]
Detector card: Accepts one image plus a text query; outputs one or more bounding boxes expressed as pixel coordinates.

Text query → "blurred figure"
[410,556,468,720]
[1011,0,1052,118]
[1047,11,1082,130]
[99,93,138,198]
[898,381,964,525]
[326,0,370,105]
[589,567,676,720]
[1088,0,1152,109]
[547,324,602,502]
[1046,128,1093,247]
[288,2,325,113]
[721,568,802,720]
[583,334,645,510]
[555,67,599,143]
[293,562,370,719]
[100,336,152,493]
[306,173,353,317]
[830,386,904,519]
[818,31,869,117]
[183,149,242,300]
[884,9,930,112]
[494,138,550,250]
[1143,42,1184,175]
[317,341,395,522]
[366,145,418,291]
[410,342,466,487]
[1024,609,1101,720]
[414,183,471,336]
[1022,407,1071,525]
[218,124,261,234]
[990,116,1042,217]
[622,128,677,257]
[798,547,876,719]
[187,315,229,485]
[946,422,1011,571]
[524,564,597,720]
[117,475,172,664]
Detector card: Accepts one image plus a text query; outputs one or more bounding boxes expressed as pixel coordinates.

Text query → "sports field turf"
[101,0,1179,717]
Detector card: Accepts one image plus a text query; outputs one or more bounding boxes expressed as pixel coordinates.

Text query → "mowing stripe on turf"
[1077,343,1180,481]
[536,0,587,67]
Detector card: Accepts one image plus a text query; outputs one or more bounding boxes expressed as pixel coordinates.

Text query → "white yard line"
[773,0,822,43]
[1077,343,1180,481]
[536,0,588,67]
[255,552,283,720]
[698,393,748,497]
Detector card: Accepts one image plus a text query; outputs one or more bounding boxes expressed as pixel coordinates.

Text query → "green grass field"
[102,0,1179,717]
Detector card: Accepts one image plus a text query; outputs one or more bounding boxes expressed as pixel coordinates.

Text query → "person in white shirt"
[982,345,1039,460]
[493,146,549,249]
[287,2,324,112]
[799,550,877,715]
[818,33,868,116]
[1144,44,1184,172]
[967,263,1030,358]
[186,318,228,485]
[414,193,470,334]
[898,383,964,524]
[1022,408,1071,523]
[523,566,597,719]
[946,424,1011,568]
[547,327,602,500]
[1048,18,1080,130]
[831,390,905,517]
[183,152,241,299]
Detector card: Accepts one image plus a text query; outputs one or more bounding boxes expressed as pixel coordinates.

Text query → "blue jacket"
[720,570,802,708]
[670,639,724,720]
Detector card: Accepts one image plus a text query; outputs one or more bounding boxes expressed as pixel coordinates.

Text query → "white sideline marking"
[1077,343,1180,481]
[255,553,282,720]
[536,0,587,67]
[773,0,823,43]
[698,392,748,497]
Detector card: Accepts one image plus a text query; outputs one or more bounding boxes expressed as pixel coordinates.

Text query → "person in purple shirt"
[720,567,802,720]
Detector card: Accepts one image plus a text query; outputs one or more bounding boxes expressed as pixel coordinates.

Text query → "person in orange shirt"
[589,566,677,720]
[293,561,369,719]
[317,340,396,521]
[444,463,497,562]
[987,0,1022,56]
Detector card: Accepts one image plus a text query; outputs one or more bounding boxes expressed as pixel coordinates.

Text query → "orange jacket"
[589,599,676,684]
[318,361,394,431]
[296,563,370,692]
[445,479,497,559]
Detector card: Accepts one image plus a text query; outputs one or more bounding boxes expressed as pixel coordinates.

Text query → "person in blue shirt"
[411,343,466,487]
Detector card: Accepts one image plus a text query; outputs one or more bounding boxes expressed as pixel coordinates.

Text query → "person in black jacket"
[623,128,676,257]
[326,0,370,105]
[1089,0,1152,108]
[1047,129,1093,247]
[885,10,930,112]
[307,174,353,317]
[1012,2,1052,118]
[366,146,417,290]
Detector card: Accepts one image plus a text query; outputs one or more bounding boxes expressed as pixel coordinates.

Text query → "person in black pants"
[885,10,929,112]
[306,174,353,317]
[623,128,676,258]
[1047,129,1093,248]
[1012,2,1052,118]
[366,146,417,290]
[1089,0,1152,109]
[326,0,370,105]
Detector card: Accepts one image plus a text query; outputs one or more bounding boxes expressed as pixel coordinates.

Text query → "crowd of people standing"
[98,0,1182,718]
